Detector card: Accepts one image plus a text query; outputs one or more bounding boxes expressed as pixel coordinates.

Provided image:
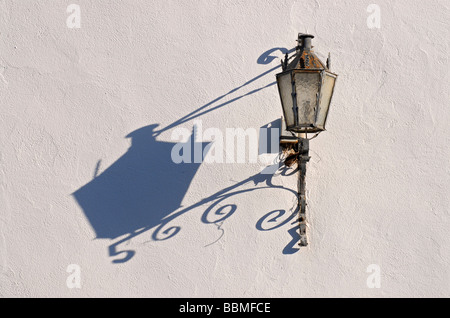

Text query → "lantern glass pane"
[294,72,321,126]
[277,73,294,128]
[316,72,336,129]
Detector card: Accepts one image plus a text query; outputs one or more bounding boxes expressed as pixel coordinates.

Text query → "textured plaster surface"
[0,0,449,297]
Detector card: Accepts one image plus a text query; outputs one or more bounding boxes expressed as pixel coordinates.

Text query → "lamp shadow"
[72,47,300,263]
[72,125,208,242]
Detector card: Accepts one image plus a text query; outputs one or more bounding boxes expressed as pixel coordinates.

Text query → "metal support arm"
[297,137,310,246]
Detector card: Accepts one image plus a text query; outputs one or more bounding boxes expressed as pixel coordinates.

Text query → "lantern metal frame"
[276,69,337,133]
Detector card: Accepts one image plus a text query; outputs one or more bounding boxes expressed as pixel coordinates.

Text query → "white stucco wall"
[0,0,449,297]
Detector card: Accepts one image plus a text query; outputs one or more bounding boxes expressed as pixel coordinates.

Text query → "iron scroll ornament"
[107,165,300,263]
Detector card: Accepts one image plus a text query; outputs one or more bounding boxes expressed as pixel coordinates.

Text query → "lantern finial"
[297,33,314,51]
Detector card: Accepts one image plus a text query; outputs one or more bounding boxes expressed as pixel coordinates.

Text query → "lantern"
[276,33,337,247]
[277,34,337,134]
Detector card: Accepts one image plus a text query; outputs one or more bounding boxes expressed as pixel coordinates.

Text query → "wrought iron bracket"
[297,137,310,246]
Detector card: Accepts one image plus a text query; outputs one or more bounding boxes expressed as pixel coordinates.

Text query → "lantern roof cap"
[281,33,329,72]
[285,50,327,71]
[297,33,315,40]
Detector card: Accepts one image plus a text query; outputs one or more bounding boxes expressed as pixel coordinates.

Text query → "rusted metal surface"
[287,47,327,70]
